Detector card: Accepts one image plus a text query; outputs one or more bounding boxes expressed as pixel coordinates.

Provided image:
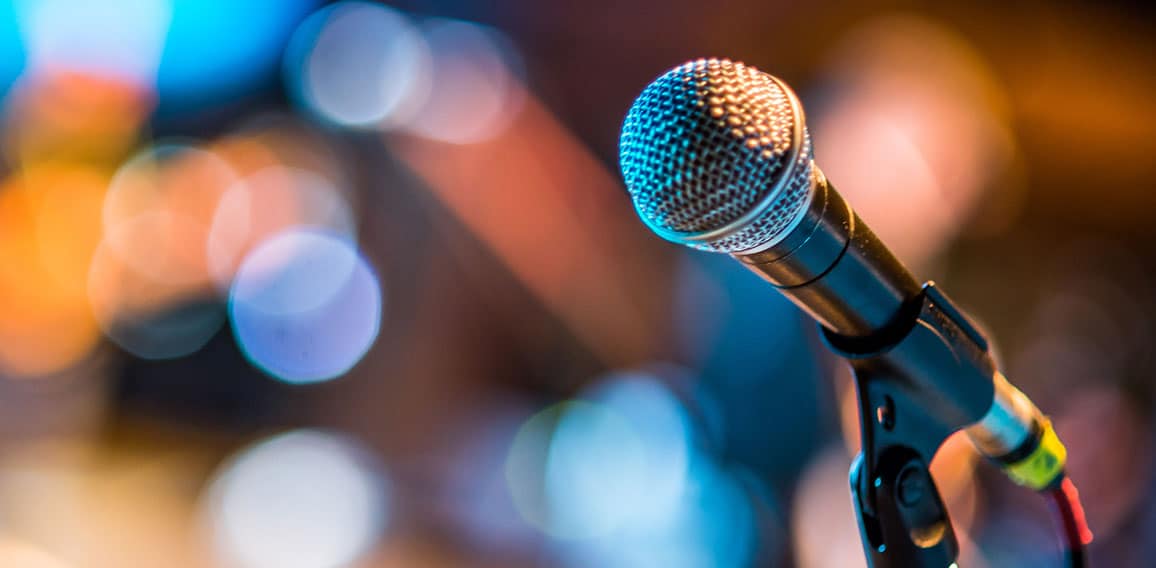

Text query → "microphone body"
[618,57,1066,491]
[735,162,1049,470]
[736,164,917,338]
[619,58,1071,566]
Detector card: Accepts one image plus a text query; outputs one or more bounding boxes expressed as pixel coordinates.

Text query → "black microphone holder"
[821,281,999,568]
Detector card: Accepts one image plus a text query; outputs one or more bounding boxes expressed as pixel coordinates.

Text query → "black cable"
[1044,475,1092,568]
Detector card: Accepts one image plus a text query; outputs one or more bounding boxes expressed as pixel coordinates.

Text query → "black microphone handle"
[735,165,1065,492]
[737,166,993,425]
[735,165,920,339]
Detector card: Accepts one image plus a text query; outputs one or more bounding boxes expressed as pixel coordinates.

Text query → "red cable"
[1045,476,1093,567]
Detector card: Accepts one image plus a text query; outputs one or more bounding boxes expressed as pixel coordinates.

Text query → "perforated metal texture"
[619,58,814,253]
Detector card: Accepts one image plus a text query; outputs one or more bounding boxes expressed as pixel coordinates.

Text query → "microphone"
[619,58,1066,492]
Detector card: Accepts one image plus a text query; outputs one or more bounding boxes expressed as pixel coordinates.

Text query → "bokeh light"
[103,300,224,362]
[505,371,760,567]
[2,72,152,166]
[811,14,1017,268]
[0,164,106,377]
[546,373,692,537]
[89,238,226,360]
[155,0,318,111]
[402,19,523,144]
[228,229,382,384]
[104,142,240,289]
[0,1,1142,566]
[557,454,759,568]
[0,0,316,109]
[0,537,71,568]
[0,1,25,96]
[792,447,869,568]
[203,429,389,568]
[543,400,647,539]
[15,0,171,87]
[285,1,429,129]
[207,165,356,292]
[505,400,594,539]
[89,142,244,359]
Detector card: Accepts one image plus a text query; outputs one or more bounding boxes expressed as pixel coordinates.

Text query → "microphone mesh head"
[619,58,814,253]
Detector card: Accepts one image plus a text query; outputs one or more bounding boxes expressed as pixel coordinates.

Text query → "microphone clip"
[827,282,998,568]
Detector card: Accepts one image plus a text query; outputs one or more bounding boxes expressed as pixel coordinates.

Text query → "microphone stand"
[821,281,998,567]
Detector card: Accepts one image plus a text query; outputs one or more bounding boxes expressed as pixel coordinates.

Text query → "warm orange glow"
[0,537,72,568]
[208,168,312,282]
[207,136,286,178]
[104,145,240,292]
[791,448,868,568]
[88,218,215,329]
[3,71,152,165]
[204,130,353,290]
[91,128,353,335]
[813,15,1017,268]
[0,164,107,377]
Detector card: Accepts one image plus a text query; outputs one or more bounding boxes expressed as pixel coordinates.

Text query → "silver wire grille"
[619,58,813,253]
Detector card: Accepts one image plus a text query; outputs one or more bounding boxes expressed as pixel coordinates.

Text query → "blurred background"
[0,0,1150,566]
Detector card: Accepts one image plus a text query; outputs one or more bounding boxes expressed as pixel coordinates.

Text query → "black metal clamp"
[823,282,997,568]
